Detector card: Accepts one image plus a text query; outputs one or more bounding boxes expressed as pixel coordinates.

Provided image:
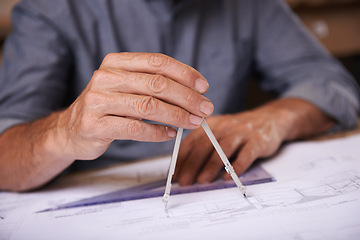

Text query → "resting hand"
[174,98,334,185]
[57,52,214,160]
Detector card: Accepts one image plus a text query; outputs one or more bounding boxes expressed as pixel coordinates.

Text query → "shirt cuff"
[281,80,359,131]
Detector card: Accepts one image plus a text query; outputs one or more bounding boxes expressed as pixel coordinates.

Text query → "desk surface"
[0,130,359,239]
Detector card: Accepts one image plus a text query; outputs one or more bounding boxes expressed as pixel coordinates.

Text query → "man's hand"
[0,52,214,191]
[57,52,214,160]
[174,98,334,185]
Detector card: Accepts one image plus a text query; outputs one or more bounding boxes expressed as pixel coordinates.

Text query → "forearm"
[0,112,74,192]
[257,98,335,141]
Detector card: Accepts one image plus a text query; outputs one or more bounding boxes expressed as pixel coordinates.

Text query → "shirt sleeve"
[253,0,360,130]
[0,1,72,135]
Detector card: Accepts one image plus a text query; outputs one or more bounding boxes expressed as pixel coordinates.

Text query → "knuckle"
[245,122,254,131]
[91,70,102,84]
[180,65,191,78]
[137,96,157,117]
[80,114,99,133]
[172,107,184,124]
[249,148,257,160]
[231,135,244,147]
[149,74,168,95]
[127,120,144,137]
[245,144,258,160]
[148,53,170,70]
[102,53,116,65]
[185,91,198,105]
[91,69,110,85]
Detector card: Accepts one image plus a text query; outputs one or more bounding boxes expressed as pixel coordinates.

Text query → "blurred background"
[1,0,360,108]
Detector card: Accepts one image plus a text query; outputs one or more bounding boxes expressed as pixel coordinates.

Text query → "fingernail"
[167,127,177,138]
[195,78,209,94]
[200,101,214,116]
[189,114,203,126]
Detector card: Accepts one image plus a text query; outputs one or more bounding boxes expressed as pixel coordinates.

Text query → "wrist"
[0,112,75,191]
[257,98,335,141]
[34,111,75,165]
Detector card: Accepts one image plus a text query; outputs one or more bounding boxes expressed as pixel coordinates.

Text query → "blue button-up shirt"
[0,0,359,167]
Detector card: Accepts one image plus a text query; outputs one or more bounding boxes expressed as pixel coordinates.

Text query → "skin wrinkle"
[185,89,198,106]
[148,53,171,71]
[127,120,145,138]
[149,74,168,95]
[179,65,191,81]
[228,134,243,150]
[137,96,157,117]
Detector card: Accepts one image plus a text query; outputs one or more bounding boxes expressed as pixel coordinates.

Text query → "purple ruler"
[38,163,274,213]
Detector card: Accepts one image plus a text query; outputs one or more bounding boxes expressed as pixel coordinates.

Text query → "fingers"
[173,128,213,185]
[177,134,258,185]
[197,134,246,183]
[174,116,260,185]
[176,141,214,186]
[222,141,259,181]
[98,117,177,142]
[88,92,205,129]
[90,69,213,120]
[100,52,209,94]
[64,52,213,161]
[173,111,287,186]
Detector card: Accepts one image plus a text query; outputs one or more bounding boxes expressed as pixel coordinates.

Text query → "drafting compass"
[162,119,247,208]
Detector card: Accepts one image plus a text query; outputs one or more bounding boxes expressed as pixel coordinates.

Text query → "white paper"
[1,135,360,240]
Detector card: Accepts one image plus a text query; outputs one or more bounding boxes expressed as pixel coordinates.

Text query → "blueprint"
[1,134,360,240]
[38,162,274,212]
